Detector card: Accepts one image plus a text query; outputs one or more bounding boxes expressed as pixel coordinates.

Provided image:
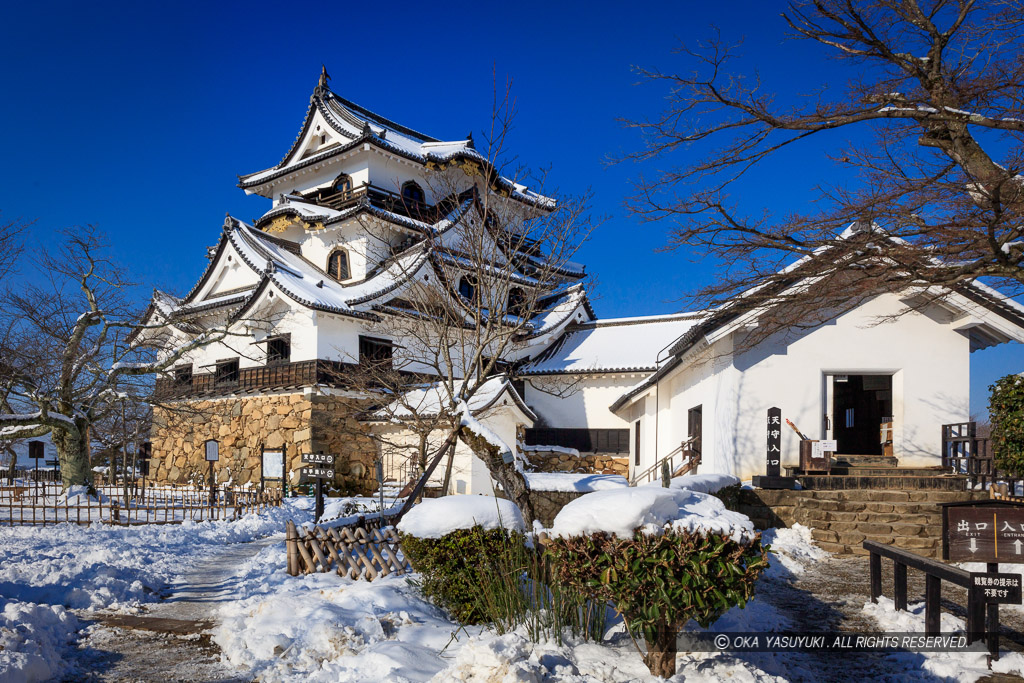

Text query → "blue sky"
[0,0,1018,417]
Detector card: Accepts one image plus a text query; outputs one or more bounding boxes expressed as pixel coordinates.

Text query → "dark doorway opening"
[831,374,893,455]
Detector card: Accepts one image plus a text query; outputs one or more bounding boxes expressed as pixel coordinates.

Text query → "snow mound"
[0,598,79,682]
[550,487,756,544]
[761,524,829,578]
[643,472,740,494]
[524,472,628,493]
[397,496,525,539]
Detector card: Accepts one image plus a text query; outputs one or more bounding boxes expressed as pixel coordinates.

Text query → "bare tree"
[623,0,1024,336]
[0,226,236,490]
[340,81,598,523]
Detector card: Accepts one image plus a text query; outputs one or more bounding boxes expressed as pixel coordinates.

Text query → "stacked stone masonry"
[738,488,990,558]
[528,452,629,477]
[150,392,379,494]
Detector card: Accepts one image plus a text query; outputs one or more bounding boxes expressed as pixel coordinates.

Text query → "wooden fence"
[285,516,411,580]
[942,422,1024,497]
[0,483,282,526]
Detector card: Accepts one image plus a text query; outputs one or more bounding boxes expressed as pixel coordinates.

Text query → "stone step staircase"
[740,455,989,558]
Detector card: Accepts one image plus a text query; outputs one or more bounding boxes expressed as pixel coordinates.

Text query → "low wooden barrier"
[285,518,410,580]
[865,540,998,659]
[0,484,282,526]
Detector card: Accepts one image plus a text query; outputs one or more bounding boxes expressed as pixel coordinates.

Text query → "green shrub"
[546,529,769,677]
[400,527,519,624]
[991,374,1024,476]
[400,526,607,641]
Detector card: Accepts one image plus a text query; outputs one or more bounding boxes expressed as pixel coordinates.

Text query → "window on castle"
[215,359,239,385]
[266,336,290,364]
[401,181,425,205]
[458,275,477,302]
[327,249,349,280]
[333,173,352,195]
[359,336,393,371]
[174,364,193,387]
[507,287,526,317]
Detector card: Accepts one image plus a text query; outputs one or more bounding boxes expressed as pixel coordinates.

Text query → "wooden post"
[894,561,907,611]
[286,521,298,576]
[987,561,1000,662]
[869,552,881,603]
[925,574,941,636]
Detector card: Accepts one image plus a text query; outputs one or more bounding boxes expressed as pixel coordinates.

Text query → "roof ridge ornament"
[361,121,372,137]
[466,131,474,150]
[315,65,331,96]
[223,213,236,232]
[265,258,276,274]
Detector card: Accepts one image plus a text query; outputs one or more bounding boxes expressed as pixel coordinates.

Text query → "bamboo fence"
[285,517,410,580]
[0,482,282,526]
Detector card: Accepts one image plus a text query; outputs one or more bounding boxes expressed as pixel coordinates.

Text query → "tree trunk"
[4,448,14,485]
[457,425,536,526]
[51,424,93,491]
[643,622,677,678]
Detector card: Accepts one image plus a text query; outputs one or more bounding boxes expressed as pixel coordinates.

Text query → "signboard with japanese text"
[301,453,336,466]
[943,502,1024,563]
[300,453,336,481]
[262,450,284,480]
[766,407,781,477]
[971,572,1023,604]
[204,439,219,462]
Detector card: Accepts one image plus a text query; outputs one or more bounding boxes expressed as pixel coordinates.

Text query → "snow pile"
[520,444,580,457]
[524,472,628,492]
[214,542,460,682]
[397,496,525,539]
[760,524,829,578]
[0,500,309,611]
[643,472,740,494]
[862,596,1024,680]
[0,598,79,682]
[550,487,756,544]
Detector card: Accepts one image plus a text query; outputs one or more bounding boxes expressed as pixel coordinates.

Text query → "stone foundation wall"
[151,392,378,494]
[527,452,629,477]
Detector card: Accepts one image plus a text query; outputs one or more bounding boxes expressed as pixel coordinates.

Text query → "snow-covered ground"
[0,496,314,682]
[5,489,1024,682]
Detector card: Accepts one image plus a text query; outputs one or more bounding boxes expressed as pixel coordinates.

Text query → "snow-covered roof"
[371,376,535,424]
[238,79,553,209]
[609,225,1024,413]
[521,312,703,375]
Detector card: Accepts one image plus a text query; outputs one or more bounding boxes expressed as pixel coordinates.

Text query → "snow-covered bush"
[397,496,526,624]
[545,487,769,677]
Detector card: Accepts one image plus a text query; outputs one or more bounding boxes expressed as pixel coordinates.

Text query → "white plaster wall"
[642,294,971,481]
[523,374,644,430]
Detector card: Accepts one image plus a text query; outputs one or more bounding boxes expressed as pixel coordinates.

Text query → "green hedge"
[991,374,1024,476]
[400,527,525,625]
[546,529,768,676]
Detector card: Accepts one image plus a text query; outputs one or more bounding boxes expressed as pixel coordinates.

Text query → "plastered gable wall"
[724,293,969,478]
[524,375,644,430]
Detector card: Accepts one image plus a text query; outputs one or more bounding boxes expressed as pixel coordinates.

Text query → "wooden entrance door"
[831,374,892,455]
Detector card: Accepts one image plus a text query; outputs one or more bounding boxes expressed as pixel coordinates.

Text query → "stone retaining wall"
[151,392,378,494]
[737,488,989,557]
[527,452,629,477]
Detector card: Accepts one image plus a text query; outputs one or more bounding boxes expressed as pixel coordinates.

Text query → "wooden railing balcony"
[305,183,453,224]
[154,359,357,399]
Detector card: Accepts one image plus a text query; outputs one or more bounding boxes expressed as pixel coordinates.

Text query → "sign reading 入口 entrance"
[942,501,1024,563]
[766,407,781,477]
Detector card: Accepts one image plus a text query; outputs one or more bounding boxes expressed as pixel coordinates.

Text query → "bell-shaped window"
[327,249,349,281]
[458,275,477,302]
[507,287,527,317]
[401,181,425,205]
[333,173,352,196]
